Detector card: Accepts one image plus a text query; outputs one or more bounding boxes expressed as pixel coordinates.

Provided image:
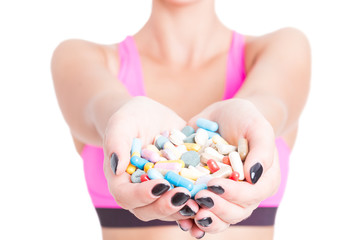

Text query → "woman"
[51,0,311,239]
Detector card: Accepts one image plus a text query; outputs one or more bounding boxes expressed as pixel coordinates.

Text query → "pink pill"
[141,149,160,163]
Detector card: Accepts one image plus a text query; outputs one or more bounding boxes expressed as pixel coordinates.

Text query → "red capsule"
[222,156,231,165]
[140,174,150,182]
[207,159,220,173]
[229,171,240,181]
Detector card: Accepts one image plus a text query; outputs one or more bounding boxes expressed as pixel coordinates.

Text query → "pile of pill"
[127,118,249,198]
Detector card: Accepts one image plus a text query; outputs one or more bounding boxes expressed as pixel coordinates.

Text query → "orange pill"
[207,159,220,173]
[222,156,231,165]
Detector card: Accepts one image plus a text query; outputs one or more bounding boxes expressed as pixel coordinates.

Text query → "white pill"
[238,138,249,161]
[211,165,232,178]
[229,151,244,180]
[195,175,213,185]
[180,167,205,180]
[216,143,237,155]
[169,129,186,145]
[204,147,224,162]
[195,128,208,146]
[212,135,229,145]
[195,165,211,174]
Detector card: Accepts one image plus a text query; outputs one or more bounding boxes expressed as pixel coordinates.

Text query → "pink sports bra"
[81,31,291,227]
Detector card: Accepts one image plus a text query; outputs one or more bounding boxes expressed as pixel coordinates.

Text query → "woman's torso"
[73,30,297,240]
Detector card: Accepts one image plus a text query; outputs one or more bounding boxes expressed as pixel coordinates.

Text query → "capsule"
[161,148,178,160]
[229,152,245,180]
[141,149,161,163]
[154,162,183,174]
[180,167,205,181]
[195,128,208,146]
[130,156,149,170]
[147,168,164,180]
[126,163,137,174]
[184,143,201,152]
[169,129,186,145]
[238,138,249,161]
[196,118,219,132]
[216,143,237,155]
[222,156,231,165]
[212,135,229,145]
[207,159,220,173]
[131,138,142,156]
[211,165,232,178]
[190,183,207,198]
[144,162,154,173]
[204,147,224,162]
[229,171,240,181]
[140,174,150,182]
[165,171,194,191]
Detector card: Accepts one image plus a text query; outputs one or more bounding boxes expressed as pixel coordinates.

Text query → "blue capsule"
[190,183,207,198]
[130,156,149,170]
[165,171,194,191]
[147,168,164,180]
[196,118,218,132]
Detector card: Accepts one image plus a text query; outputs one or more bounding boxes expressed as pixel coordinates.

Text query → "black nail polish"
[195,197,214,209]
[197,217,212,227]
[151,184,170,196]
[177,222,188,231]
[110,153,118,174]
[250,162,263,184]
[207,185,225,195]
[196,232,206,239]
[179,205,195,216]
[171,192,190,206]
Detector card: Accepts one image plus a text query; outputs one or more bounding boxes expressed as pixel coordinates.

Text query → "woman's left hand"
[177,98,281,237]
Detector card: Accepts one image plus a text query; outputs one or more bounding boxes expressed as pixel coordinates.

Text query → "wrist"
[87,90,132,141]
[235,95,288,136]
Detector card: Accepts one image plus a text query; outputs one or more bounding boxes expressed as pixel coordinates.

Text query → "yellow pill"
[155,160,185,168]
[184,143,201,152]
[144,162,154,173]
[203,165,210,170]
[126,163,136,174]
[131,152,141,157]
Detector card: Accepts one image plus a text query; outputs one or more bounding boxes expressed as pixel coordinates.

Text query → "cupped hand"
[178,98,281,236]
[103,96,199,222]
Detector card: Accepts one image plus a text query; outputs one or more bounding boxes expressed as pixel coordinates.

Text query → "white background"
[1,0,359,239]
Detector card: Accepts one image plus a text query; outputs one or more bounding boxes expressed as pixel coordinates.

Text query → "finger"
[206,151,281,207]
[243,117,275,184]
[131,187,191,222]
[194,208,230,234]
[177,219,194,232]
[163,200,199,221]
[188,221,206,239]
[194,190,254,225]
[108,176,172,210]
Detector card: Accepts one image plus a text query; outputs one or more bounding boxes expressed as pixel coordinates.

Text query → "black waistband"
[95,207,277,228]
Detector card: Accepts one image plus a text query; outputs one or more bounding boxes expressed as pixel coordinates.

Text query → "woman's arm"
[239,27,311,136]
[51,39,131,146]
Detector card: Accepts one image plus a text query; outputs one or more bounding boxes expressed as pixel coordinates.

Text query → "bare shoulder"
[51,39,119,77]
[244,27,311,71]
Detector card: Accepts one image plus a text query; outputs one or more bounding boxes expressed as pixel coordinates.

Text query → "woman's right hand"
[103,96,199,222]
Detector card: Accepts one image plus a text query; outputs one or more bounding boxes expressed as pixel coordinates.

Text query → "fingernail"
[110,153,118,174]
[179,205,196,216]
[195,197,214,209]
[197,217,212,227]
[207,185,225,195]
[196,232,206,239]
[250,162,263,184]
[177,222,188,231]
[171,192,190,206]
[151,183,170,196]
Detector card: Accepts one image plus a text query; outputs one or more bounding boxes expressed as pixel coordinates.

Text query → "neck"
[135,0,230,68]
